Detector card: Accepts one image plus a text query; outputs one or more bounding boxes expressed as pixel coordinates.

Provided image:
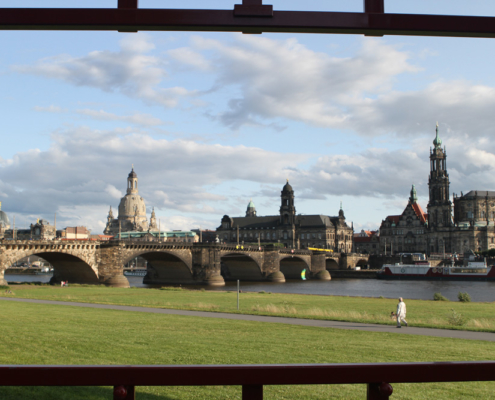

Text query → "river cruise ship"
[377,258,495,281]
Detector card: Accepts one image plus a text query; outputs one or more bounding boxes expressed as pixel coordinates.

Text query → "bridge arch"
[220,252,263,281]
[279,256,310,279]
[325,258,340,270]
[3,248,99,284]
[125,250,194,284]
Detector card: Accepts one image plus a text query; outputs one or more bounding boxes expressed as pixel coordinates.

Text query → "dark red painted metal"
[1,362,494,399]
[242,384,263,400]
[113,385,135,400]
[118,0,138,9]
[367,382,393,400]
[364,0,384,14]
[2,7,495,38]
[0,362,494,386]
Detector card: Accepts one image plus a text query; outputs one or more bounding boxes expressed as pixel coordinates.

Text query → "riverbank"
[2,300,495,399]
[2,285,494,333]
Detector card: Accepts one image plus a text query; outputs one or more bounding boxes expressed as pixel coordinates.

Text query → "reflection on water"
[6,274,495,302]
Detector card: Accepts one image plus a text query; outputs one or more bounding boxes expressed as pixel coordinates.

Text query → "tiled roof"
[411,202,427,224]
[386,215,400,224]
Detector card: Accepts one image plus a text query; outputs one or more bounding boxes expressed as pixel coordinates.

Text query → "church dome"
[282,179,293,193]
[118,194,147,219]
[128,168,137,179]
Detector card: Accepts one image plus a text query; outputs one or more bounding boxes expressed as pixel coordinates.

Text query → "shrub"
[447,309,467,326]
[458,292,471,302]
[0,285,10,290]
[433,292,449,301]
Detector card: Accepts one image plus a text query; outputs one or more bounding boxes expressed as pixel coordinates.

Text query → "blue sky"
[2,1,495,234]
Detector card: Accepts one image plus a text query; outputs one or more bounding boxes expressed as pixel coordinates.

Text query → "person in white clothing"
[396,297,407,328]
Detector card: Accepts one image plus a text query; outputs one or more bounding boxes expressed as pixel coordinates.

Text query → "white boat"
[377,254,495,281]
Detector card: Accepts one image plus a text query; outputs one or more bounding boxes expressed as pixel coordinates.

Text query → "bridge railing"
[1,362,494,400]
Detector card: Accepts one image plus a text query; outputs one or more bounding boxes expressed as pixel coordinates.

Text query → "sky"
[2,0,495,234]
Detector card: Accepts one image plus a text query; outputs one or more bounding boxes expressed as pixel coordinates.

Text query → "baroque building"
[216,180,354,252]
[378,124,495,255]
[104,168,156,235]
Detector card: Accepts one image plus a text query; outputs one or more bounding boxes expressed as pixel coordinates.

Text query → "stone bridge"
[0,240,369,287]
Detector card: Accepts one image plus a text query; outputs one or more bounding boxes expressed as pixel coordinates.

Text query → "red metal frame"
[1,362,494,400]
[2,1,495,37]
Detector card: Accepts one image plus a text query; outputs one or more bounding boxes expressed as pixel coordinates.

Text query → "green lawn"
[1,300,495,399]
[3,284,495,332]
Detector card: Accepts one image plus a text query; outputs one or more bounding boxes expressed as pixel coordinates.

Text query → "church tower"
[246,199,257,217]
[427,123,452,228]
[280,180,296,225]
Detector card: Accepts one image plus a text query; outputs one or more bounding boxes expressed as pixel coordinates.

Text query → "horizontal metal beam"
[1,8,495,38]
[1,362,495,386]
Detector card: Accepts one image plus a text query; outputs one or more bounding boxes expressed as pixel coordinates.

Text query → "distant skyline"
[2,1,495,234]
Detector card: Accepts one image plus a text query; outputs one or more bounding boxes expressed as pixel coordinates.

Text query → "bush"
[433,292,449,301]
[0,285,10,290]
[458,292,471,302]
[447,309,467,326]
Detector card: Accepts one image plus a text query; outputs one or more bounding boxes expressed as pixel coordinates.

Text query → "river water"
[6,274,495,302]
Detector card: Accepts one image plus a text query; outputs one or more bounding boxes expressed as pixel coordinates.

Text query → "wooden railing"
[1,362,494,399]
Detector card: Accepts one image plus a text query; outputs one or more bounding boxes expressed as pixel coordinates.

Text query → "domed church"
[104,168,157,235]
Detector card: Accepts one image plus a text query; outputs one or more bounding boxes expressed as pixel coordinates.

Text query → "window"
[312,233,316,239]
[301,233,305,239]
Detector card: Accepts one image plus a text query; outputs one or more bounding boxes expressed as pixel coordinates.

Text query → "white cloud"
[184,36,419,129]
[76,109,163,126]
[33,105,67,113]
[1,124,494,233]
[14,34,195,108]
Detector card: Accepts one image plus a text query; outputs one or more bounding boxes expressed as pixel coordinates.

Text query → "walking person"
[396,297,407,328]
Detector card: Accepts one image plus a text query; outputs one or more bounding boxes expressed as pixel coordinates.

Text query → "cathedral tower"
[427,123,452,228]
[280,180,296,225]
[246,199,257,217]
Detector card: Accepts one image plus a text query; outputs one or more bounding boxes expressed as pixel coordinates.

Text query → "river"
[6,274,495,302]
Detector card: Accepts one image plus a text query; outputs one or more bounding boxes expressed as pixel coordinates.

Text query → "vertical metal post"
[363,0,384,13]
[113,385,136,400]
[242,384,263,400]
[237,280,240,311]
[367,383,393,400]
[118,0,138,9]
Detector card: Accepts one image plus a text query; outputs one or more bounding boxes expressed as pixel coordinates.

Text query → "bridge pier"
[0,269,7,286]
[193,246,225,287]
[311,254,331,280]
[266,271,285,282]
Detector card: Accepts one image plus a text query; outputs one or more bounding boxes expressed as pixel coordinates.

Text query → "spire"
[433,122,442,148]
[409,184,418,204]
[339,201,344,217]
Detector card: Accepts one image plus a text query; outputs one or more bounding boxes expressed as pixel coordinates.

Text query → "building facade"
[216,181,354,252]
[379,124,495,255]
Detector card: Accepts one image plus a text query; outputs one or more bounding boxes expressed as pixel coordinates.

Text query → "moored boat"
[377,253,495,281]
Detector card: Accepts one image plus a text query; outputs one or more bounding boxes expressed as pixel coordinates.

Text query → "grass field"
[1,300,495,399]
[3,284,495,332]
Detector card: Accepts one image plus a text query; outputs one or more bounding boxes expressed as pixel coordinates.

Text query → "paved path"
[1,297,494,342]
